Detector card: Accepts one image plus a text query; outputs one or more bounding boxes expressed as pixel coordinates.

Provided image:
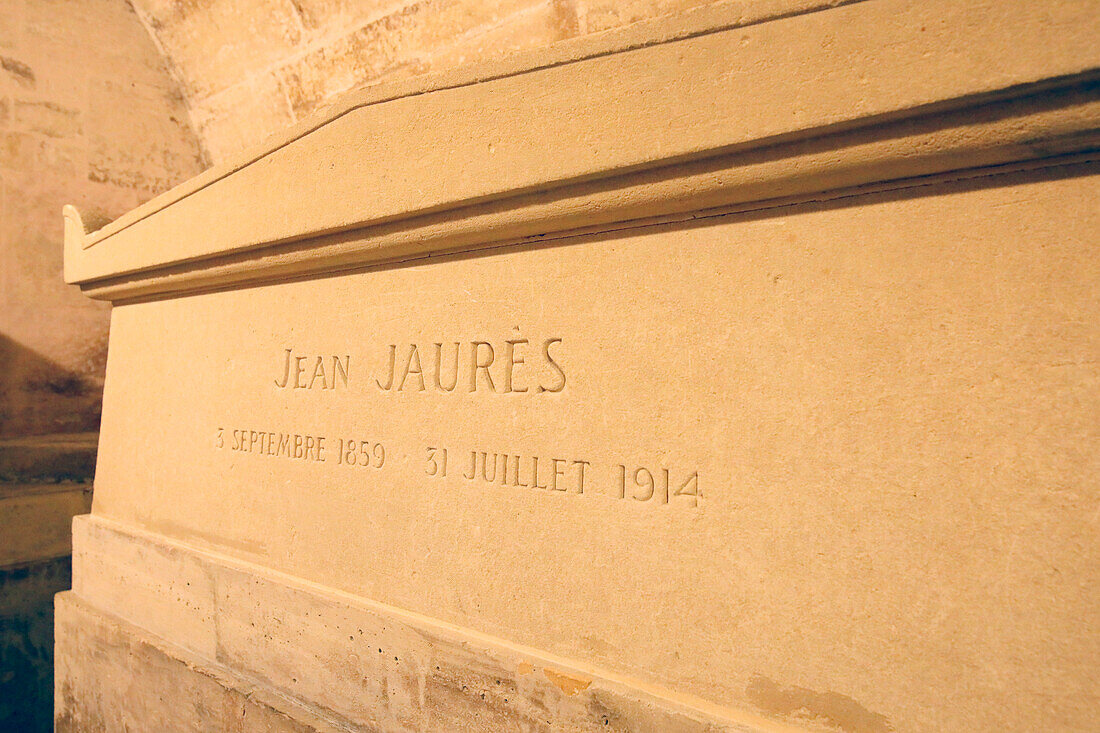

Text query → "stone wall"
[1,6,204,725]
[0,0,206,437]
[131,0,723,163]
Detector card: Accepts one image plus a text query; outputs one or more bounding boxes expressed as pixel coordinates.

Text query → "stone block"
[290,0,417,33]
[58,1,1100,730]
[0,54,36,89]
[0,0,204,440]
[85,78,205,193]
[54,591,333,733]
[276,0,553,119]
[64,515,760,731]
[579,0,711,33]
[190,74,296,164]
[137,0,306,100]
[0,132,75,175]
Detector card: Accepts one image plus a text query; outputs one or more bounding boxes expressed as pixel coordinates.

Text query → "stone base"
[54,592,332,732]
[56,515,774,732]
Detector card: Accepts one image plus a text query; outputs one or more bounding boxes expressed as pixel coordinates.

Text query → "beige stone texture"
[70,163,1100,732]
[54,592,333,733]
[62,515,767,731]
[0,0,206,437]
[64,0,1100,292]
[59,0,1100,730]
[128,0,839,162]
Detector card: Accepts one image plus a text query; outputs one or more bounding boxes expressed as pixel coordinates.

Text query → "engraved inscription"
[376,338,566,394]
[335,438,385,469]
[460,451,590,493]
[214,431,700,509]
[217,427,386,469]
[272,335,566,395]
[227,335,703,510]
[223,428,328,462]
[614,464,700,504]
[423,445,700,507]
[275,349,349,390]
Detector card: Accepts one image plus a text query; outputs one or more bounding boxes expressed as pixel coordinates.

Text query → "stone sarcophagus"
[56,1,1099,730]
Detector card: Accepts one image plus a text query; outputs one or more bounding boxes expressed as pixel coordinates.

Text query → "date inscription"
[425,447,700,506]
[217,428,383,470]
[215,428,700,508]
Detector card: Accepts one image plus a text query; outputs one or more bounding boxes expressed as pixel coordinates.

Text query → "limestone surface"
[57,0,1100,730]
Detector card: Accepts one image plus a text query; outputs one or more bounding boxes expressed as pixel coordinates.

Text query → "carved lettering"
[215,430,699,509]
[226,428,326,462]
[399,344,426,392]
[433,343,460,392]
[504,339,528,393]
[539,338,566,393]
[309,356,328,389]
[470,342,497,393]
[275,348,292,388]
[276,349,350,390]
[276,337,565,395]
[332,355,349,389]
[376,345,397,391]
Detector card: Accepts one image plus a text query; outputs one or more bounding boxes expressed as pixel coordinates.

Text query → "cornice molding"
[64,0,1100,301]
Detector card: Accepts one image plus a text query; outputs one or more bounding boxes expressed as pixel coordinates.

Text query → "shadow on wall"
[0,333,101,731]
[0,557,72,733]
[0,332,106,438]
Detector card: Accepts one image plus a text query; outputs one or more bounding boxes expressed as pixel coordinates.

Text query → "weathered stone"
[58,0,1100,730]
[0,55,36,88]
[0,3,204,727]
[578,0,712,33]
[0,0,205,439]
[66,515,754,731]
[189,74,298,165]
[129,0,835,163]
[132,0,307,100]
[54,591,335,733]
[12,99,81,138]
